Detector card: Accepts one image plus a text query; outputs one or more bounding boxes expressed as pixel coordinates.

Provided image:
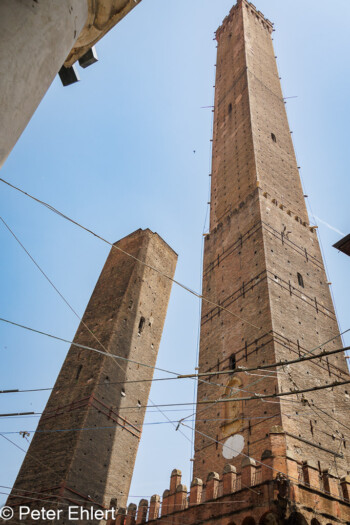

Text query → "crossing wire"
[1,317,348,393]
[0,217,195,486]
[1,183,349,499]
[0,317,277,401]
[2,192,348,405]
[0,216,266,401]
[1,378,350,415]
[0,177,265,333]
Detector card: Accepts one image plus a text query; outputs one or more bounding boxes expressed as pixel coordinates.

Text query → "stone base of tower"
[110,429,350,525]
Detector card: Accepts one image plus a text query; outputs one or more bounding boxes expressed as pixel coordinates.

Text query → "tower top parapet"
[216,0,273,38]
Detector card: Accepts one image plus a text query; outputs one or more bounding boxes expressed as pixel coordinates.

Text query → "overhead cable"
[178,343,350,379]
[1,317,348,394]
[0,177,264,332]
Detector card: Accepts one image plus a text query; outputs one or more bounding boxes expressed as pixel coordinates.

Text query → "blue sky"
[0,0,349,509]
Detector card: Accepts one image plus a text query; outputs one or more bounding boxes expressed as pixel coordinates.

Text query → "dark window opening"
[76,365,83,380]
[297,272,304,288]
[302,463,310,486]
[138,316,146,335]
[271,133,277,143]
[228,103,233,114]
[229,354,236,372]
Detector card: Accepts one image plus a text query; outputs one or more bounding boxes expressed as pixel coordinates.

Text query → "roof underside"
[333,234,350,256]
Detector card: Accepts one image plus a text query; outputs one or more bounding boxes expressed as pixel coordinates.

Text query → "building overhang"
[64,0,142,67]
[333,234,350,257]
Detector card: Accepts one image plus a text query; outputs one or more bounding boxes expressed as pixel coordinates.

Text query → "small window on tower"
[138,316,145,335]
[228,103,233,114]
[76,365,83,380]
[271,133,277,143]
[229,354,236,372]
[297,272,304,288]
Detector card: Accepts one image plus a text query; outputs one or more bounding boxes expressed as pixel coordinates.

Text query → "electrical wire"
[2,403,350,422]
[0,177,265,333]
[0,434,57,475]
[2,213,349,416]
[279,365,350,455]
[0,199,280,481]
[0,214,270,406]
[1,186,349,507]
[0,316,181,377]
[3,379,350,418]
[1,317,348,395]
[0,316,264,406]
[0,213,198,475]
[179,342,350,379]
[179,421,343,493]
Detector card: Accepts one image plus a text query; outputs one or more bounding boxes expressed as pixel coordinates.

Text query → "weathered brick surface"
[115,2,350,525]
[6,228,177,523]
[194,0,350,486]
[120,459,350,525]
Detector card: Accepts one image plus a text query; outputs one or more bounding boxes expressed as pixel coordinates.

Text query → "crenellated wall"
[108,429,350,524]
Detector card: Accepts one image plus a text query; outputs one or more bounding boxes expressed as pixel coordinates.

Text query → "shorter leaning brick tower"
[106,2,350,525]
[6,228,177,524]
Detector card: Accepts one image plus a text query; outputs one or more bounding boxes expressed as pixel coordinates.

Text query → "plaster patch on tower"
[222,434,245,459]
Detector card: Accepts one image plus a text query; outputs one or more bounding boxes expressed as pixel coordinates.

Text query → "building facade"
[0,0,141,167]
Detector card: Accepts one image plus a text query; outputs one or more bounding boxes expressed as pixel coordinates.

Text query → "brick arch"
[286,512,309,525]
[259,511,279,525]
[311,519,321,525]
[241,517,257,525]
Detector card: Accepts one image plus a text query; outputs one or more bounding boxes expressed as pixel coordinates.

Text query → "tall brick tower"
[194,0,350,480]
[92,4,350,525]
[194,0,350,492]
[7,229,177,523]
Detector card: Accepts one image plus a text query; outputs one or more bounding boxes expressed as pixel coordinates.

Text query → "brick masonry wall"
[7,228,177,523]
[110,455,350,525]
[105,3,350,525]
[194,0,349,493]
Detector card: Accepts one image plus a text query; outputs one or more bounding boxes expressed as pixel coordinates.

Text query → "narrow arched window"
[76,365,83,380]
[229,354,236,372]
[138,316,145,335]
[271,133,277,143]
[297,272,304,288]
[228,102,233,114]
